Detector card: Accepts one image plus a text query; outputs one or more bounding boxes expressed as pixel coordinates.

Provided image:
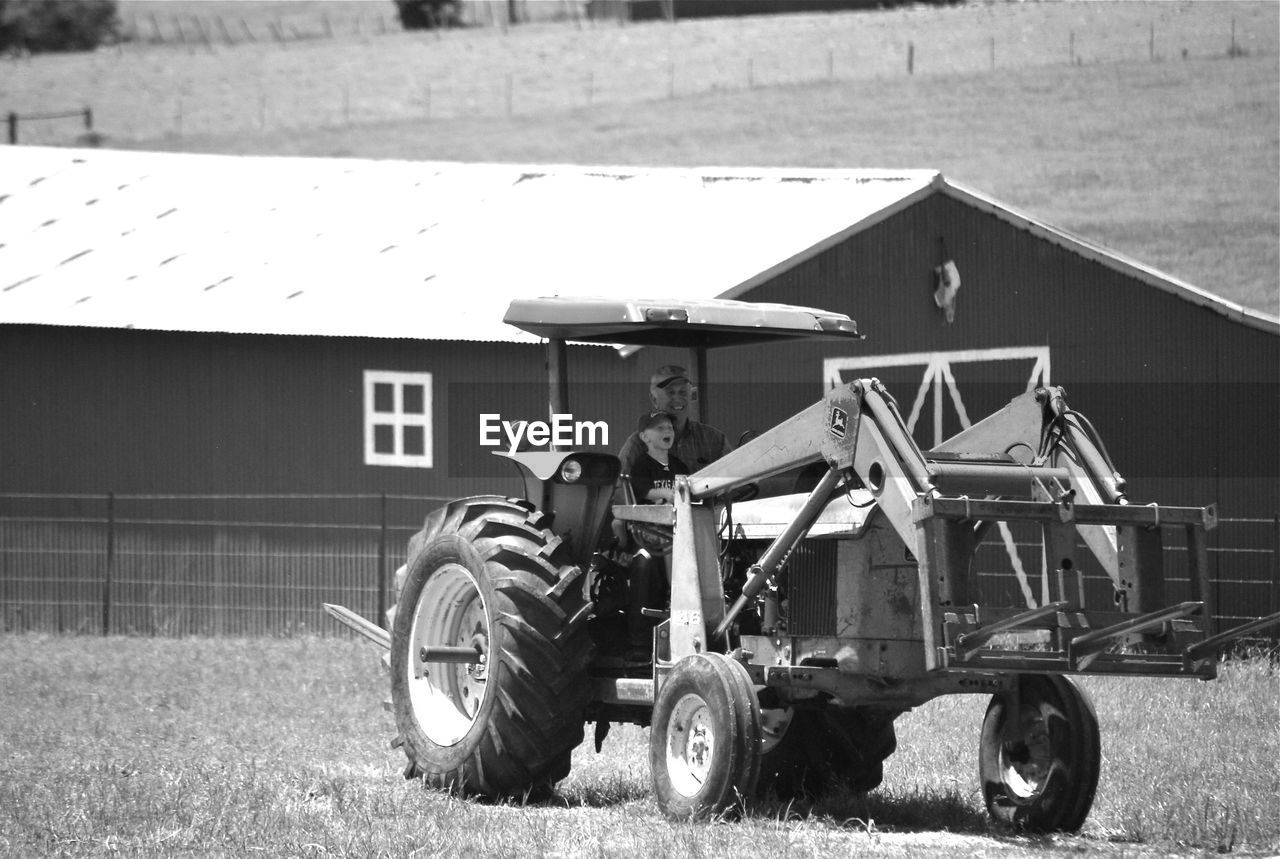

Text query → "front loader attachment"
[653,379,1280,689]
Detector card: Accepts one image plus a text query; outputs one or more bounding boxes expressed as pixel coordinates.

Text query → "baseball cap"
[650,365,691,390]
[637,411,675,433]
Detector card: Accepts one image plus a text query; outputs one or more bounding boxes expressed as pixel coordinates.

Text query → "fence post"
[103,492,115,635]
[377,493,388,627]
[7,112,17,145]
[907,42,914,75]
[83,107,93,133]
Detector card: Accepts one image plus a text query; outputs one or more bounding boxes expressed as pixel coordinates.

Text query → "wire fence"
[1,493,1275,643]
[3,2,1272,145]
[0,493,448,637]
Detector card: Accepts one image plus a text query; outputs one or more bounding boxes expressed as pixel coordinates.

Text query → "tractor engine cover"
[784,510,926,677]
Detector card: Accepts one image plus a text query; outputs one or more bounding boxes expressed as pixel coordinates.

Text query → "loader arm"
[686,380,1083,551]
[931,386,1126,589]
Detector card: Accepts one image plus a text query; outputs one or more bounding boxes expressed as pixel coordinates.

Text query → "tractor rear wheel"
[756,706,897,799]
[389,498,592,797]
[650,653,762,820]
[979,674,1100,833]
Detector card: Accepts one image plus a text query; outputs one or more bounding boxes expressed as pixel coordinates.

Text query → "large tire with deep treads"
[388,496,593,797]
[756,705,898,800]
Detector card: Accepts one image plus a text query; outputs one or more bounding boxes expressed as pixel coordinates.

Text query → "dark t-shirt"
[618,420,730,478]
[629,451,690,503]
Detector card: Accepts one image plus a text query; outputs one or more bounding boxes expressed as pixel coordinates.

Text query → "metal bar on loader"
[925,462,1072,498]
[1183,610,1280,665]
[713,465,841,640]
[954,601,1071,660]
[1068,601,1204,669]
[923,497,1216,529]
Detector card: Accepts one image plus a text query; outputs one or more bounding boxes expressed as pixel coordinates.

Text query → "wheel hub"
[1000,709,1054,801]
[407,562,490,746]
[666,693,715,797]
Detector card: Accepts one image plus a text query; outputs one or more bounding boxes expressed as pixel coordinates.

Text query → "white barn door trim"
[823,346,1051,608]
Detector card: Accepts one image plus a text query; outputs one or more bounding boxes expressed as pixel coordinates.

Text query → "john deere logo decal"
[829,406,848,439]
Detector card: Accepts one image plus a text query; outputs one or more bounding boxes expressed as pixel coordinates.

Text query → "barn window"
[364,371,433,468]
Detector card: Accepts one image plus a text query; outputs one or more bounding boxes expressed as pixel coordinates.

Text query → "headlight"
[559,459,583,483]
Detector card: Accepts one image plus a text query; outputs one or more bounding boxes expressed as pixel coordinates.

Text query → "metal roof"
[2,147,1274,341]
[0,147,932,343]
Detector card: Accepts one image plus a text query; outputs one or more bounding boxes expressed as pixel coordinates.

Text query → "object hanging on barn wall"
[934,259,961,323]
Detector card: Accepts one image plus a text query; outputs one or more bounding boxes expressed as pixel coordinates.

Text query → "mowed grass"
[1,634,1276,857]
[3,1,1277,315]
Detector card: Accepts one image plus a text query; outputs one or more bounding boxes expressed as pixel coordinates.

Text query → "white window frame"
[364,370,433,468]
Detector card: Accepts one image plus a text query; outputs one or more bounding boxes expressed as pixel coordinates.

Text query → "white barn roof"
[0,148,934,343]
[2,147,1274,341]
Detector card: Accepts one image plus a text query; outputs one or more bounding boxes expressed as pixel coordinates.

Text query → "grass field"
[1,635,1277,857]
[3,1,1277,316]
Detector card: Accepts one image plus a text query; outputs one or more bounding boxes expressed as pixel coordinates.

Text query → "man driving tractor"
[616,364,733,477]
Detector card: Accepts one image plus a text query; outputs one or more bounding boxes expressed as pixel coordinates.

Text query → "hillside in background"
[4,1,1277,315]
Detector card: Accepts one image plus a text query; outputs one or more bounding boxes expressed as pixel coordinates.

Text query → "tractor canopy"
[503,295,864,348]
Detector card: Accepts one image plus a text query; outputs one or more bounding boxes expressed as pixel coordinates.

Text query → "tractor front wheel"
[649,653,762,820]
[389,499,592,798]
[979,674,1101,833]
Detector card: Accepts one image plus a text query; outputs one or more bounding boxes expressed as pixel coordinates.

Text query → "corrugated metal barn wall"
[0,328,694,511]
[0,325,645,503]
[701,192,1277,629]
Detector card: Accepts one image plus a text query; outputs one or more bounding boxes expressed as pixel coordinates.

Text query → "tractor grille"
[785,540,838,636]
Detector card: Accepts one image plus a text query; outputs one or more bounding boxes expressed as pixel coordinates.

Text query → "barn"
[1,146,1276,635]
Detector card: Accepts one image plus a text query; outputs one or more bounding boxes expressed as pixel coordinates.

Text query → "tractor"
[326,295,1279,830]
